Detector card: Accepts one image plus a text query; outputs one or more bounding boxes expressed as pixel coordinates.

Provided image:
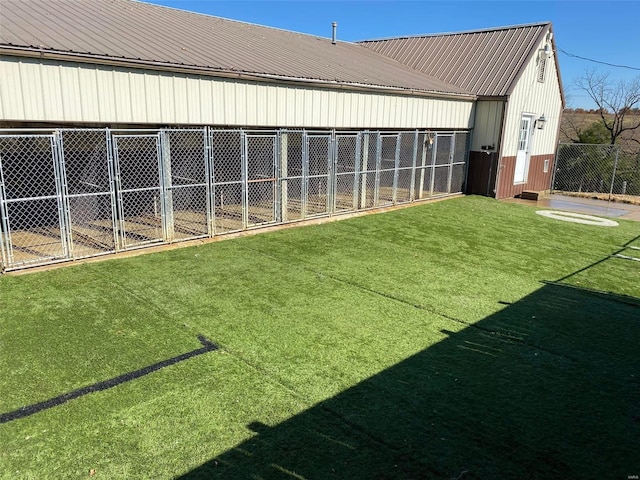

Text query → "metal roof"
[360,23,551,97]
[0,0,473,98]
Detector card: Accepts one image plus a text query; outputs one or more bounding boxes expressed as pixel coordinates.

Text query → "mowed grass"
[0,196,638,479]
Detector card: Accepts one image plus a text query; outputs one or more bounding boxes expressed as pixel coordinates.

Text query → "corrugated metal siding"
[471,100,504,151]
[501,37,563,157]
[0,0,471,97]
[497,155,553,198]
[360,23,548,97]
[0,57,475,129]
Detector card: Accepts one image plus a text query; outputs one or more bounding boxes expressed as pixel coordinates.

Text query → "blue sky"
[145,0,640,109]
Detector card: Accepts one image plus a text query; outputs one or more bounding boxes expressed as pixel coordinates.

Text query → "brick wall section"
[496,154,555,199]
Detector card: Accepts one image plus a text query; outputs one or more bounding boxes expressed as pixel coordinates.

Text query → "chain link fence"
[0,128,469,272]
[552,143,640,199]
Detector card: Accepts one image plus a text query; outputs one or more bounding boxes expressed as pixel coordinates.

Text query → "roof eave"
[0,46,477,102]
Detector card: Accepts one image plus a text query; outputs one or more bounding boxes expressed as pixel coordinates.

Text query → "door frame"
[514,113,535,184]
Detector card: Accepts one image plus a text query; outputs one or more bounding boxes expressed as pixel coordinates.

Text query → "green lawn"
[1,196,638,479]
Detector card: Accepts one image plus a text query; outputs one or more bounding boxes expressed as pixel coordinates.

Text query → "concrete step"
[520,190,542,201]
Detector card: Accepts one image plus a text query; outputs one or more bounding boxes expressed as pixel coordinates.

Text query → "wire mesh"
[553,144,618,195]
[306,134,331,216]
[0,135,67,268]
[334,134,360,212]
[113,134,164,248]
[433,134,453,196]
[451,131,470,194]
[359,132,378,209]
[211,130,244,233]
[280,131,304,221]
[60,129,116,258]
[612,155,640,196]
[164,129,209,241]
[377,134,398,206]
[396,132,417,204]
[414,133,433,200]
[553,143,640,200]
[246,134,277,226]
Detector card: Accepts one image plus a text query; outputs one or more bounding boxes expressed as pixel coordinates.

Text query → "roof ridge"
[133,0,346,44]
[358,21,551,44]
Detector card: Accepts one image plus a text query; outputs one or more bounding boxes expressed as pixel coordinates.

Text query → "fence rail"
[552,143,640,198]
[0,127,469,271]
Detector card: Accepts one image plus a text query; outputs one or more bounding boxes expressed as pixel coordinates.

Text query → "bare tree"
[558,110,582,143]
[574,69,640,148]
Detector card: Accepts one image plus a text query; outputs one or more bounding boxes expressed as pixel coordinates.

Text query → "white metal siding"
[471,100,504,151]
[501,38,563,157]
[0,57,475,129]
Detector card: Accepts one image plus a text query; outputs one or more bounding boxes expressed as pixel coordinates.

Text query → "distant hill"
[559,109,640,153]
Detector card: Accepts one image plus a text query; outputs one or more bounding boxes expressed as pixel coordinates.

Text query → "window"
[543,159,550,173]
[537,56,547,83]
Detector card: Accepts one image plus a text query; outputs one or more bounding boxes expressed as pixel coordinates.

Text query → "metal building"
[362,23,566,199]
[0,0,563,271]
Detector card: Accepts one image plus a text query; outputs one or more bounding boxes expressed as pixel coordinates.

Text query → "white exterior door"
[514,115,533,183]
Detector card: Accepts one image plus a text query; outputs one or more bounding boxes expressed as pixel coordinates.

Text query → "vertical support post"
[352,133,362,210]
[302,131,309,218]
[274,132,281,223]
[418,134,428,200]
[53,131,72,259]
[429,135,437,196]
[360,131,369,209]
[609,147,619,202]
[280,132,288,223]
[374,133,382,207]
[392,133,401,204]
[0,140,10,269]
[328,131,335,215]
[160,131,174,242]
[550,148,559,194]
[409,130,418,202]
[241,131,249,229]
[204,127,215,237]
[106,128,121,252]
[447,134,455,194]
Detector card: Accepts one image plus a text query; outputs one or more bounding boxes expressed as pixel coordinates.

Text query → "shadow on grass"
[179,283,640,480]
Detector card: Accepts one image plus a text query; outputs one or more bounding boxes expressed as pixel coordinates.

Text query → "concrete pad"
[503,194,640,222]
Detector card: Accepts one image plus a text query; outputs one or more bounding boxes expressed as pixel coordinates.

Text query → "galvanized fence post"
[54,131,69,258]
[328,130,336,215]
[301,130,309,218]
[204,127,214,237]
[429,135,437,196]
[392,133,401,204]
[240,130,248,229]
[359,131,369,209]
[0,146,8,270]
[446,133,455,194]
[274,130,282,223]
[105,128,120,252]
[352,132,362,210]
[550,147,559,193]
[410,130,418,202]
[609,147,619,201]
[374,133,382,207]
[159,131,173,242]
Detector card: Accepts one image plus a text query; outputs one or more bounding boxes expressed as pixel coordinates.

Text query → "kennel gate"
[0,134,69,269]
[1,128,469,272]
